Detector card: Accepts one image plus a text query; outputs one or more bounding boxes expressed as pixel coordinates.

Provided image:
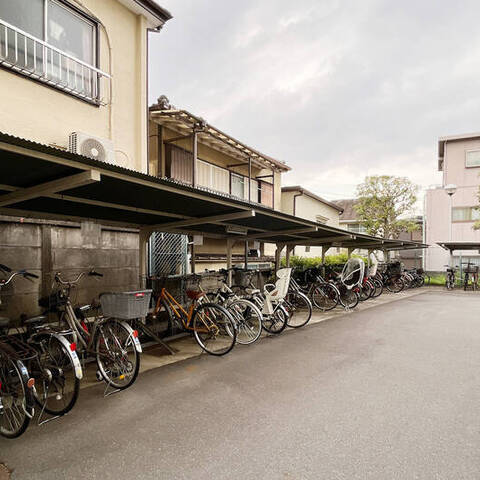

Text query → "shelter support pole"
[275,243,286,271]
[244,240,248,270]
[321,246,330,277]
[227,238,234,286]
[139,227,151,289]
[285,245,294,267]
[347,247,355,259]
[190,239,195,274]
[248,157,252,202]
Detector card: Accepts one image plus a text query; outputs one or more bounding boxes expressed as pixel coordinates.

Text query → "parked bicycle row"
[0,257,426,439]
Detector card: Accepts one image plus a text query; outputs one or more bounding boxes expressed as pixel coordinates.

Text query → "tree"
[354,175,419,239]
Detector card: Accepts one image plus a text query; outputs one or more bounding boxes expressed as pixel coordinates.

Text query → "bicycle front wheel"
[227,299,263,345]
[0,359,32,439]
[285,291,312,328]
[96,320,140,390]
[311,284,339,311]
[340,289,359,309]
[193,303,237,356]
[34,335,80,416]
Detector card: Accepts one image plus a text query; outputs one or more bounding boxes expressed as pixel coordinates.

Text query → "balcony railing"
[0,19,110,105]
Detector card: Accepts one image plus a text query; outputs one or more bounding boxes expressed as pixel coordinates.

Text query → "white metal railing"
[0,18,111,105]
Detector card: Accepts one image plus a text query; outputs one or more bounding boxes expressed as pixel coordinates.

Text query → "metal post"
[192,129,198,187]
[348,247,354,259]
[248,157,252,202]
[139,227,151,289]
[285,246,291,267]
[244,240,248,270]
[274,243,285,271]
[190,241,196,274]
[227,238,233,286]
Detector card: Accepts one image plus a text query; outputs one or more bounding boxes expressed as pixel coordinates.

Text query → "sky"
[149,0,480,203]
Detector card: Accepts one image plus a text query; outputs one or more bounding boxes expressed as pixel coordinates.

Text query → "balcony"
[165,145,274,209]
[0,18,110,105]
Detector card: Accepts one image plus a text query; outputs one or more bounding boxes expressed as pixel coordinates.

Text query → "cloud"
[149,0,477,206]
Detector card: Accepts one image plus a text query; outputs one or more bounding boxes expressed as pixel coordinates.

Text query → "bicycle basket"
[99,290,152,320]
[464,265,478,273]
[387,261,402,275]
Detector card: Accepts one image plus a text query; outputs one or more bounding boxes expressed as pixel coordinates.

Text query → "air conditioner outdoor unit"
[69,132,115,164]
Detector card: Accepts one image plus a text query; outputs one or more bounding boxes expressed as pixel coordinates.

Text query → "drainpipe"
[292,190,304,257]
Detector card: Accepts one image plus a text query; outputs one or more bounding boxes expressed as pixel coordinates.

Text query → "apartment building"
[0,0,171,317]
[425,132,480,271]
[148,97,290,271]
[280,186,343,258]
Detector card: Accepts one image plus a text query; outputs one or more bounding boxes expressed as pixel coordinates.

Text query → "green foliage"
[355,175,419,239]
[280,253,367,269]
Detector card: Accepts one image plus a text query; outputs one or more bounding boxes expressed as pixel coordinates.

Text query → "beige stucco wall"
[0,0,149,172]
[281,191,340,227]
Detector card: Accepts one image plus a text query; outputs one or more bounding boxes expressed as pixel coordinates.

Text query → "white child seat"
[263,268,292,314]
[340,259,364,289]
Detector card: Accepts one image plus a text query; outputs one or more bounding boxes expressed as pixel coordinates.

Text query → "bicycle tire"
[340,289,359,309]
[96,319,140,390]
[0,358,32,439]
[33,335,80,416]
[262,306,288,334]
[386,275,404,293]
[285,291,312,328]
[311,283,339,311]
[193,303,237,356]
[227,299,263,345]
[371,278,383,298]
[359,281,374,301]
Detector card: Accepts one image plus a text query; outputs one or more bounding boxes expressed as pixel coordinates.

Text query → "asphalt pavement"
[1,290,480,479]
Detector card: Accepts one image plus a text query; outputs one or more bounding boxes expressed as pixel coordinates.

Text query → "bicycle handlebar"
[55,270,103,286]
[0,263,12,273]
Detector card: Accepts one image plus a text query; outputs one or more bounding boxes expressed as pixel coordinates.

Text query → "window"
[347,223,367,233]
[0,0,102,102]
[466,150,480,168]
[452,206,480,222]
[231,173,246,199]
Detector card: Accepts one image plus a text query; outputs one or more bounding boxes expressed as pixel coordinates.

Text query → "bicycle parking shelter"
[0,132,427,353]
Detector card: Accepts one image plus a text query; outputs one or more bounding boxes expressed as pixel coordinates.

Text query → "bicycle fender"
[16,360,35,418]
[119,321,142,353]
[52,333,83,380]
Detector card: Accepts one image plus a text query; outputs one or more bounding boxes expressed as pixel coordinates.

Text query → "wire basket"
[387,261,402,275]
[464,265,478,274]
[99,290,152,320]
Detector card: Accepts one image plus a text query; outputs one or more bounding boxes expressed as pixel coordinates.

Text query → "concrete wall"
[0,217,139,322]
[0,0,149,172]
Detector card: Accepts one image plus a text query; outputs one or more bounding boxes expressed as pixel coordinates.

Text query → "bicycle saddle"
[245,288,260,295]
[23,315,46,326]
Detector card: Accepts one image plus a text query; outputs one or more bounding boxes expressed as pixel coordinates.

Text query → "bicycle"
[150,276,237,356]
[0,264,81,421]
[445,265,456,290]
[205,270,263,345]
[291,267,340,311]
[47,271,142,391]
[0,335,35,439]
[462,262,478,291]
[230,269,289,334]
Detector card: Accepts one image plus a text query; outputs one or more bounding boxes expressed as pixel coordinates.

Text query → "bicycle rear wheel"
[371,278,383,298]
[386,275,404,293]
[227,299,262,345]
[193,303,237,356]
[339,289,359,309]
[359,281,374,301]
[33,335,80,416]
[0,358,32,439]
[285,291,312,328]
[311,283,339,311]
[262,306,288,334]
[96,319,140,390]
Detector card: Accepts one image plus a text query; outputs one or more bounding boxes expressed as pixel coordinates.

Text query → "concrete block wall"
[0,217,139,322]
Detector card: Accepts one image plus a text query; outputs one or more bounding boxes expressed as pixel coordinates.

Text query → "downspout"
[292,191,304,256]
